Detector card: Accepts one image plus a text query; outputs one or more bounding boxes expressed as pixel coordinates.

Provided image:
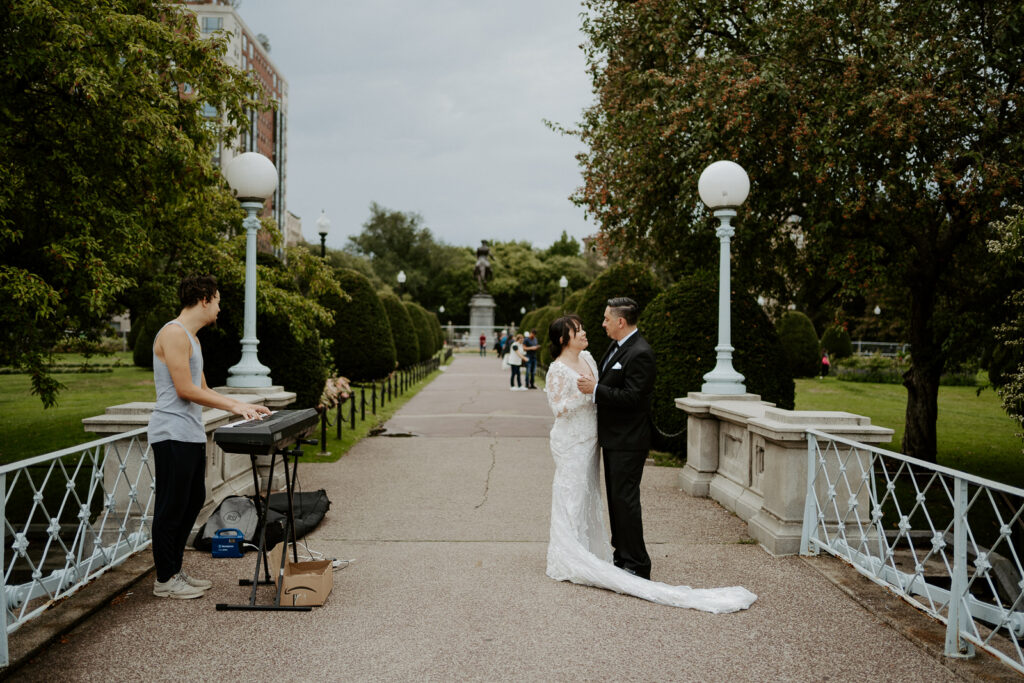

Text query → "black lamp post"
[316,210,330,259]
[559,275,568,305]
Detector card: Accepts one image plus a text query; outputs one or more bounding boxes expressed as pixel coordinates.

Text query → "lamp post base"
[227,338,272,388]
[701,345,746,395]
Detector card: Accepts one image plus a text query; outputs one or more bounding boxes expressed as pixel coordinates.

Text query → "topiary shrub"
[428,311,444,350]
[132,310,173,369]
[322,269,397,381]
[561,288,586,316]
[533,304,564,368]
[777,311,821,378]
[577,261,662,363]
[380,293,419,368]
[258,317,327,408]
[640,272,795,457]
[404,302,435,361]
[821,324,853,360]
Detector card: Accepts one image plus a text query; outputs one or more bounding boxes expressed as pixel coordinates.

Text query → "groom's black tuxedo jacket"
[595,331,656,451]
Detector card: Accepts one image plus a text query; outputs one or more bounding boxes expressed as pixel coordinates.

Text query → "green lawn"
[0,355,155,465]
[795,377,1023,487]
[0,353,448,466]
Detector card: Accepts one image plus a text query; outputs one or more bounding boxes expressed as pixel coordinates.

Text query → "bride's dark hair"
[548,314,583,359]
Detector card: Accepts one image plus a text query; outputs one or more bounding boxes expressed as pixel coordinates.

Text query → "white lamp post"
[223,152,278,388]
[559,275,568,304]
[439,305,445,314]
[316,210,330,259]
[698,160,750,395]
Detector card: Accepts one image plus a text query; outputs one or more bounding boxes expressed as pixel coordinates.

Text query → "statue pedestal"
[469,293,496,340]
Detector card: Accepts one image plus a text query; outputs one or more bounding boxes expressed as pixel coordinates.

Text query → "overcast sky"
[233,1,597,251]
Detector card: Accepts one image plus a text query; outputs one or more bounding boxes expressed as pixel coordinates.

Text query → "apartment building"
[184,1,296,251]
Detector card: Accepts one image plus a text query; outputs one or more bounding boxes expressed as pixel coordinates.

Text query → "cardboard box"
[268,542,333,607]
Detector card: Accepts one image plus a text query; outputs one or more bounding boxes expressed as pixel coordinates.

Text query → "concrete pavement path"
[8,355,989,681]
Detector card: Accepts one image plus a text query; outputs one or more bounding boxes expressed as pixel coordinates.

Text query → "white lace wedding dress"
[544,351,757,613]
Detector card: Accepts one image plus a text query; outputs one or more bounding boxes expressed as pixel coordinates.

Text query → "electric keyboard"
[213,408,319,454]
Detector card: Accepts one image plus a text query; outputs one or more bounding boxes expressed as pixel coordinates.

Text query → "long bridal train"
[544,351,757,614]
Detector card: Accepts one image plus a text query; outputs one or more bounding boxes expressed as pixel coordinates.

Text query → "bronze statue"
[474,240,492,292]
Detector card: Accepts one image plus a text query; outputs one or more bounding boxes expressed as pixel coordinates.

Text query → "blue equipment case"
[211,528,244,558]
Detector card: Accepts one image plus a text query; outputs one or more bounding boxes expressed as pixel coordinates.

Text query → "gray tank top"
[148,320,205,444]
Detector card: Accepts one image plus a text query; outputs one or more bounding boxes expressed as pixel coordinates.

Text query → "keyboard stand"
[215,446,311,612]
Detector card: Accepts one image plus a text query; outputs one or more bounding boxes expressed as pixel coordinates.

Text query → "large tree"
[574,0,1024,461]
[0,0,263,405]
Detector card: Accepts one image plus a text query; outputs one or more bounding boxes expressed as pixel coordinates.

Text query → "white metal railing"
[801,429,1024,673]
[1,428,154,666]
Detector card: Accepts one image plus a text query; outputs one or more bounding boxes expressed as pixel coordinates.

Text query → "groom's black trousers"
[602,448,651,579]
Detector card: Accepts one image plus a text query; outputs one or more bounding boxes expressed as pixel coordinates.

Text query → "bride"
[543,314,757,613]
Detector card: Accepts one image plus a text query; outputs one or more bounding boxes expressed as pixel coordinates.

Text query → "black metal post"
[360,387,365,421]
[350,394,355,429]
[319,233,327,259]
[320,410,327,451]
[372,383,377,415]
[337,401,342,439]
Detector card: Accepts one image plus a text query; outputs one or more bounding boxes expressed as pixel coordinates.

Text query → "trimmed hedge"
[561,288,586,316]
[131,313,163,369]
[777,311,821,378]
[577,261,662,363]
[533,304,564,368]
[404,302,435,361]
[639,272,795,456]
[821,324,853,360]
[428,311,444,350]
[380,292,420,368]
[322,269,397,381]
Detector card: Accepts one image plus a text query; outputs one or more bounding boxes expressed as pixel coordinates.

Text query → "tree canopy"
[574,0,1024,461]
[0,0,264,405]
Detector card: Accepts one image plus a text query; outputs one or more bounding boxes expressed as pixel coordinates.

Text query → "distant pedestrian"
[508,333,528,390]
[479,332,487,357]
[820,351,831,378]
[493,331,505,358]
[522,329,540,389]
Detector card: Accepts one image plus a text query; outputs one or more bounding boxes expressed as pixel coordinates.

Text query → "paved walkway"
[6,355,1005,680]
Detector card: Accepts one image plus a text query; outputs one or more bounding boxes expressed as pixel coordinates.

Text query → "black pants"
[151,440,207,582]
[602,448,651,579]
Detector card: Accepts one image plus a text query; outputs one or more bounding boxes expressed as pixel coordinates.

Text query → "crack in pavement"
[474,438,498,509]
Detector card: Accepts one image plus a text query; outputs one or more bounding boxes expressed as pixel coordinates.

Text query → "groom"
[577,297,656,580]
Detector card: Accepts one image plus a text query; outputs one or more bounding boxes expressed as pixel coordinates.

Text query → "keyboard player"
[148,274,271,600]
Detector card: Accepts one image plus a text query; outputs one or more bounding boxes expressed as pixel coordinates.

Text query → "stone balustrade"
[676,392,894,555]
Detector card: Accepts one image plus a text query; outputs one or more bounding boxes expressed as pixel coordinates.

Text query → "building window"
[201,103,217,118]
[201,16,222,33]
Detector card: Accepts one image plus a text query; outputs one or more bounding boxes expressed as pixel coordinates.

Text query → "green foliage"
[258,318,327,409]
[131,312,172,370]
[639,272,795,455]
[428,311,444,351]
[821,325,853,360]
[0,0,263,406]
[545,231,581,258]
[322,269,396,381]
[577,262,662,363]
[987,206,1024,446]
[404,302,436,362]
[561,289,586,316]
[833,354,979,387]
[379,293,420,368]
[777,312,821,378]
[533,305,565,368]
[574,0,1024,460]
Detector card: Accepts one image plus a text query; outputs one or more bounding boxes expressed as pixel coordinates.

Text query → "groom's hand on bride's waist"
[577,376,596,395]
